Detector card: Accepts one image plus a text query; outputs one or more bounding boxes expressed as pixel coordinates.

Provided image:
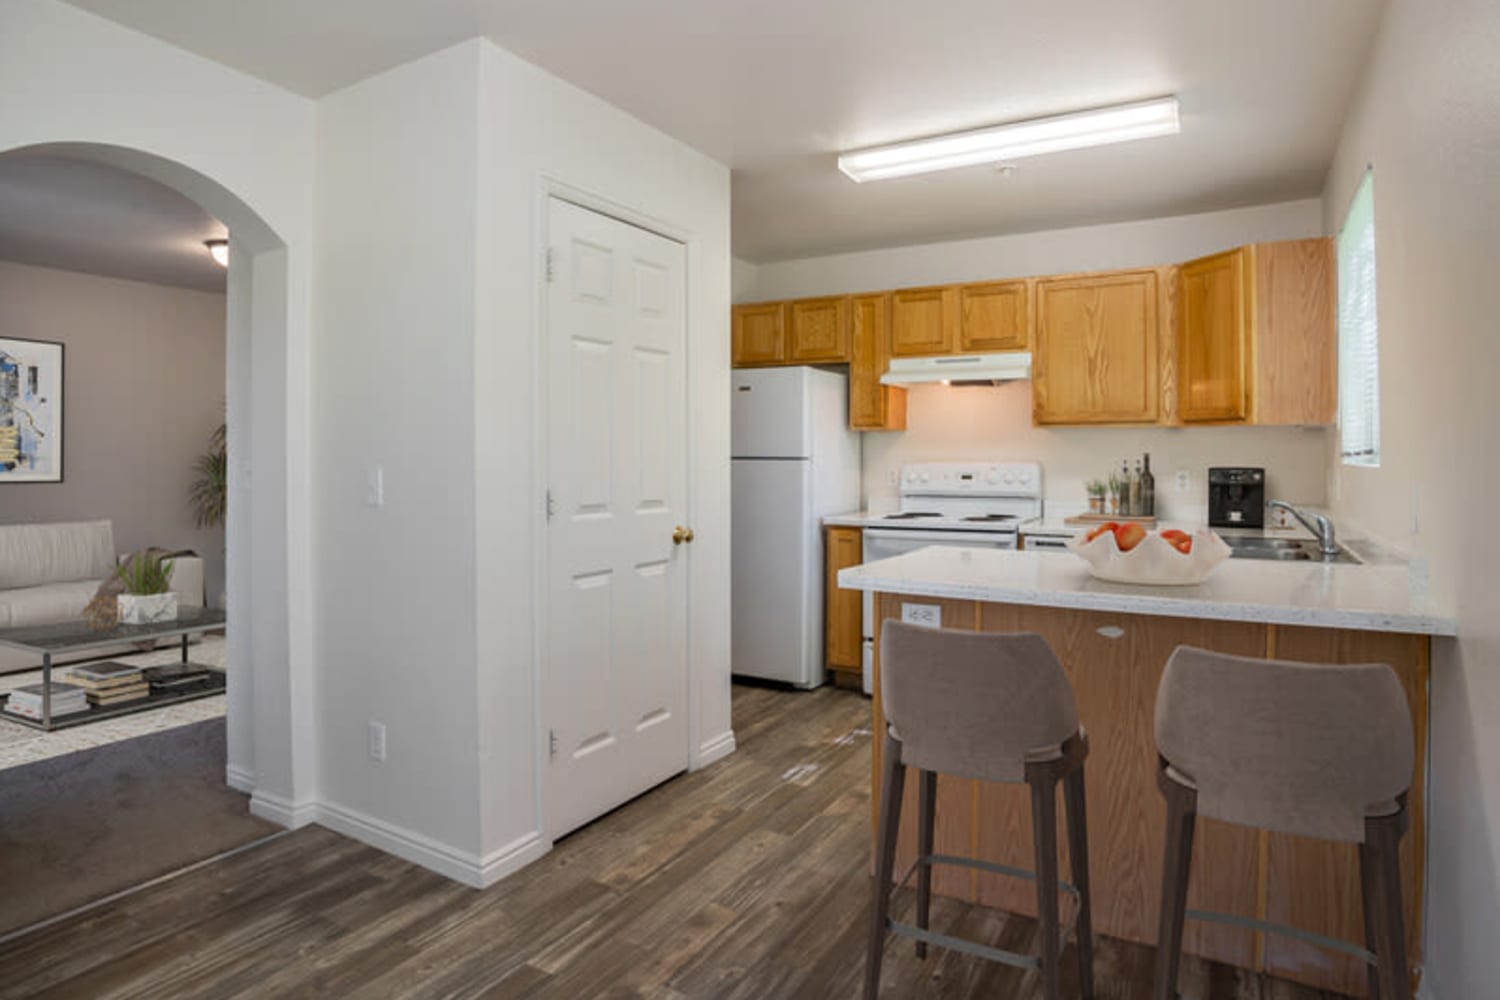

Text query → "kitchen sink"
[1222,535,1361,564]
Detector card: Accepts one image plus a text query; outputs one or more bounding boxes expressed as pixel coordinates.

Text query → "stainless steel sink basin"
[1222,535,1361,564]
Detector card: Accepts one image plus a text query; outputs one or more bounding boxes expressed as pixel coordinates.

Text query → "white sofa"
[0,520,204,672]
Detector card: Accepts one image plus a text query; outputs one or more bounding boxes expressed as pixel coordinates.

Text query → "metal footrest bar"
[888,920,1041,971]
[1185,909,1376,964]
[921,852,1080,897]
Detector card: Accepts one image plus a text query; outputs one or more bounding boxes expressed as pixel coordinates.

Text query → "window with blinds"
[1337,170,1380,466]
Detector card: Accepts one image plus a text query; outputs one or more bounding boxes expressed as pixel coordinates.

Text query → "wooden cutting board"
[1064,513,1158,528]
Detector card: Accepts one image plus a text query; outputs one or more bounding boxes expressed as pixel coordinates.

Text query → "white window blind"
[1337,170,1380,466]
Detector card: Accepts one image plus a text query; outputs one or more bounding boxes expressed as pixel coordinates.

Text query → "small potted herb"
[116,553,178,625]
[1085,479,1107,514]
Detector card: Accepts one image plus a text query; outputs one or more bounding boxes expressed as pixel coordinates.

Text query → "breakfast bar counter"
[839,547,1454,997]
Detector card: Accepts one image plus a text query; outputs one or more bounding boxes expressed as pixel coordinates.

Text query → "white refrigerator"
[731,367,861,688]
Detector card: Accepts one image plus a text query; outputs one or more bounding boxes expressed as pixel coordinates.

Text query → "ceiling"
[63,0,1387,262]
[0,154,228,292]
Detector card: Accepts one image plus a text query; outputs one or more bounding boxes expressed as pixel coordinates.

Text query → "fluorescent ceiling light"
[838,96,1180,183]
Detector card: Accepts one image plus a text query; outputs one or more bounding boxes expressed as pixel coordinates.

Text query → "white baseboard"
[249,789,318,829]
[694,729,736,770]
[314,799,549,889]
[225,763,254,794]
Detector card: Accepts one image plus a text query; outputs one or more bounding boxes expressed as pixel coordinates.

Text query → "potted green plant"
[116,553,178,625]
[1085,479,1107,514]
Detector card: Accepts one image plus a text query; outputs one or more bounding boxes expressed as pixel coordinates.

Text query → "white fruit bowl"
[1066,528,1231,586]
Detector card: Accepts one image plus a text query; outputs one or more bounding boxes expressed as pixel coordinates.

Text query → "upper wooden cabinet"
[890,286,958,357]
[1175,239,1336,426]
[1033,269,1160,425]
[731,303,786,366]
[786,295,851,363]
[1178,248,1252,422]
[1249,239,1335,425]
[959,280,1029,352]
[848,293,907,431]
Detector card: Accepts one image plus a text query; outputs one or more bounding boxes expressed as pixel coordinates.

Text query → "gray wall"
[0,259,226,601]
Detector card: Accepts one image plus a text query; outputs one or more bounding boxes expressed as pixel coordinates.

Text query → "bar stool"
[865,621,1094,1000]
[1152,646,1416,1000]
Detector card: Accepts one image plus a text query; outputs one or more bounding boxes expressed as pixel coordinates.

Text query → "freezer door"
[731,458,822,686]
[731,368,812,459]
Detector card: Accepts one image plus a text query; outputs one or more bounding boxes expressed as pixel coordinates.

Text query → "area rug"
[0,717,278,937]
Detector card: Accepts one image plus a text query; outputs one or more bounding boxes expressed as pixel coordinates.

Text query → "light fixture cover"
[838,96,1180,183]
[205,239,229,267]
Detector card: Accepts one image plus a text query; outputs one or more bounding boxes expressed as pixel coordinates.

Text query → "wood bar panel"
[868,594,1430,996]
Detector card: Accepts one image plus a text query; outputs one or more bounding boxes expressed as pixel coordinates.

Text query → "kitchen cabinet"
[786,295,851,363]
[1249,238,1336,425]
[731,302,786,366]
[958,280,1029,352]
[1176,239,1336,425]
[848,293,906,431]
[824,526,864,674]
[1032,269,1160,424]
[1178,248,1252,421]
[890,286,958,357]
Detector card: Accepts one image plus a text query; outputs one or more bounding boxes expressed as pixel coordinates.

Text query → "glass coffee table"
[0,607,227,731]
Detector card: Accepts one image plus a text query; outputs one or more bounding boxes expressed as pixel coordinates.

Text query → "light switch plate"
[901,603,941,628]
[367,719,387,762]
[1175,470,1191,492]
[366,466,384,507]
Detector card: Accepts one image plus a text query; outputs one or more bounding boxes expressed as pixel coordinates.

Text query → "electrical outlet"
[366,466,384,507]
[1175,470,1191,492]
[888,468,899,487]
[368,719,387,762]
[901,602,941,628]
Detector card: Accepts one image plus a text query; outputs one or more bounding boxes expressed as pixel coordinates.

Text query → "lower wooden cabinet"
[824,527,863,674]
[848,293,906,431]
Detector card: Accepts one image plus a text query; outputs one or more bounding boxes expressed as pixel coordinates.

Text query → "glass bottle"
[1128,461,1142,517]
[1141,453,1156,517]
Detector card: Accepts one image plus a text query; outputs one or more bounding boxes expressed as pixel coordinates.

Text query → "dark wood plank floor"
[0,683,1351,999]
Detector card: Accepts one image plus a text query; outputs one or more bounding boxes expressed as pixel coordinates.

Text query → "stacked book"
[143,664,213,691]
[4,681,89,720]
[68,663,150,707]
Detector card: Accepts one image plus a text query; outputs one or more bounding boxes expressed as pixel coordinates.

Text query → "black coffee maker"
[1208,467,1265,528]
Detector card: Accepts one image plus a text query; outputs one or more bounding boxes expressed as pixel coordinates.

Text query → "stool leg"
[1152,776,1197,1000]
[1063,765,1095,1000]
[915,769,937,959]
[1367,812,1413,1000]
[1359,840,1383,1000]
[1029,766,1062,1000]
[865,731,906,1000]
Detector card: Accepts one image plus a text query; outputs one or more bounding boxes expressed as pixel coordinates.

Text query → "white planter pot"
[118,592,179,625]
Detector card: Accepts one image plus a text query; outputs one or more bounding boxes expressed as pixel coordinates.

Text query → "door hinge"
[549,729,558,758]
[546,488,557,519]
[545,246,555,283]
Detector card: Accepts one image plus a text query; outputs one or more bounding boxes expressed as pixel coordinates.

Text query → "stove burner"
[883,511,942,520]
[961,514,1018,523]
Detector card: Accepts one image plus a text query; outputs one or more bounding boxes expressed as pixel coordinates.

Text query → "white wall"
[474,40,732,868]
[0,261,228,599]
[1321,2,1500,996]
[731,256,759,303]
[312,43,484,861]
[0,0,317,812]
[747,200,1333,513]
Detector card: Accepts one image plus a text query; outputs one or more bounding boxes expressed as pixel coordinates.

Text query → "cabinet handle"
[1096,625,1125,640]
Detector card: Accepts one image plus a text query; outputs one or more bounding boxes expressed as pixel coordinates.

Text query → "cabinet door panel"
[959,280,1028,352]
[731,303,785,366]
[1178,248,1250,421]
[1033,270,1159,424]
[787,295,851,363]
[890,286,957,357]
[824,527,863,671]
[1253,239,1335,425]
[849,293,906,431]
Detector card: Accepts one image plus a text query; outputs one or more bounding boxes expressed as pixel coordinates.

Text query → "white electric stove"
[858,462,1043,691]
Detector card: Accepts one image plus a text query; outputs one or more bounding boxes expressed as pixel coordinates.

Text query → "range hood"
[880,352,1032,387]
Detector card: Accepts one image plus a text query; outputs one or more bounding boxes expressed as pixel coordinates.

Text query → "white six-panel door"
[544,197,690,838]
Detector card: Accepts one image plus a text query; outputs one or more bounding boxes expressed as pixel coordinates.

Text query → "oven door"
[859,527,1017,643]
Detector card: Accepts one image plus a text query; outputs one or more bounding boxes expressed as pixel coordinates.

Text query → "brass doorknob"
[672,525,695,545]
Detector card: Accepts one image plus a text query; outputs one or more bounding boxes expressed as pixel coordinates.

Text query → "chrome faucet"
[1268,500,1339,556]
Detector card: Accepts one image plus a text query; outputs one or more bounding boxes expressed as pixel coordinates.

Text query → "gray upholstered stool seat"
[865,621,1095,1000]
[1151,646,1416,1000]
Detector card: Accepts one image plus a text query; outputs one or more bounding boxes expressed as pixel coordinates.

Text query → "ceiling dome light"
[204,238,229,267]
[838,96,1180,183]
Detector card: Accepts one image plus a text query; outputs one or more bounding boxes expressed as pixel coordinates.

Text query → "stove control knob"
[904,471,917,483]
[985,470,1001,484]
[1019,472,1034,485]
[919,472,931,483]
[1003,471,1016,485]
